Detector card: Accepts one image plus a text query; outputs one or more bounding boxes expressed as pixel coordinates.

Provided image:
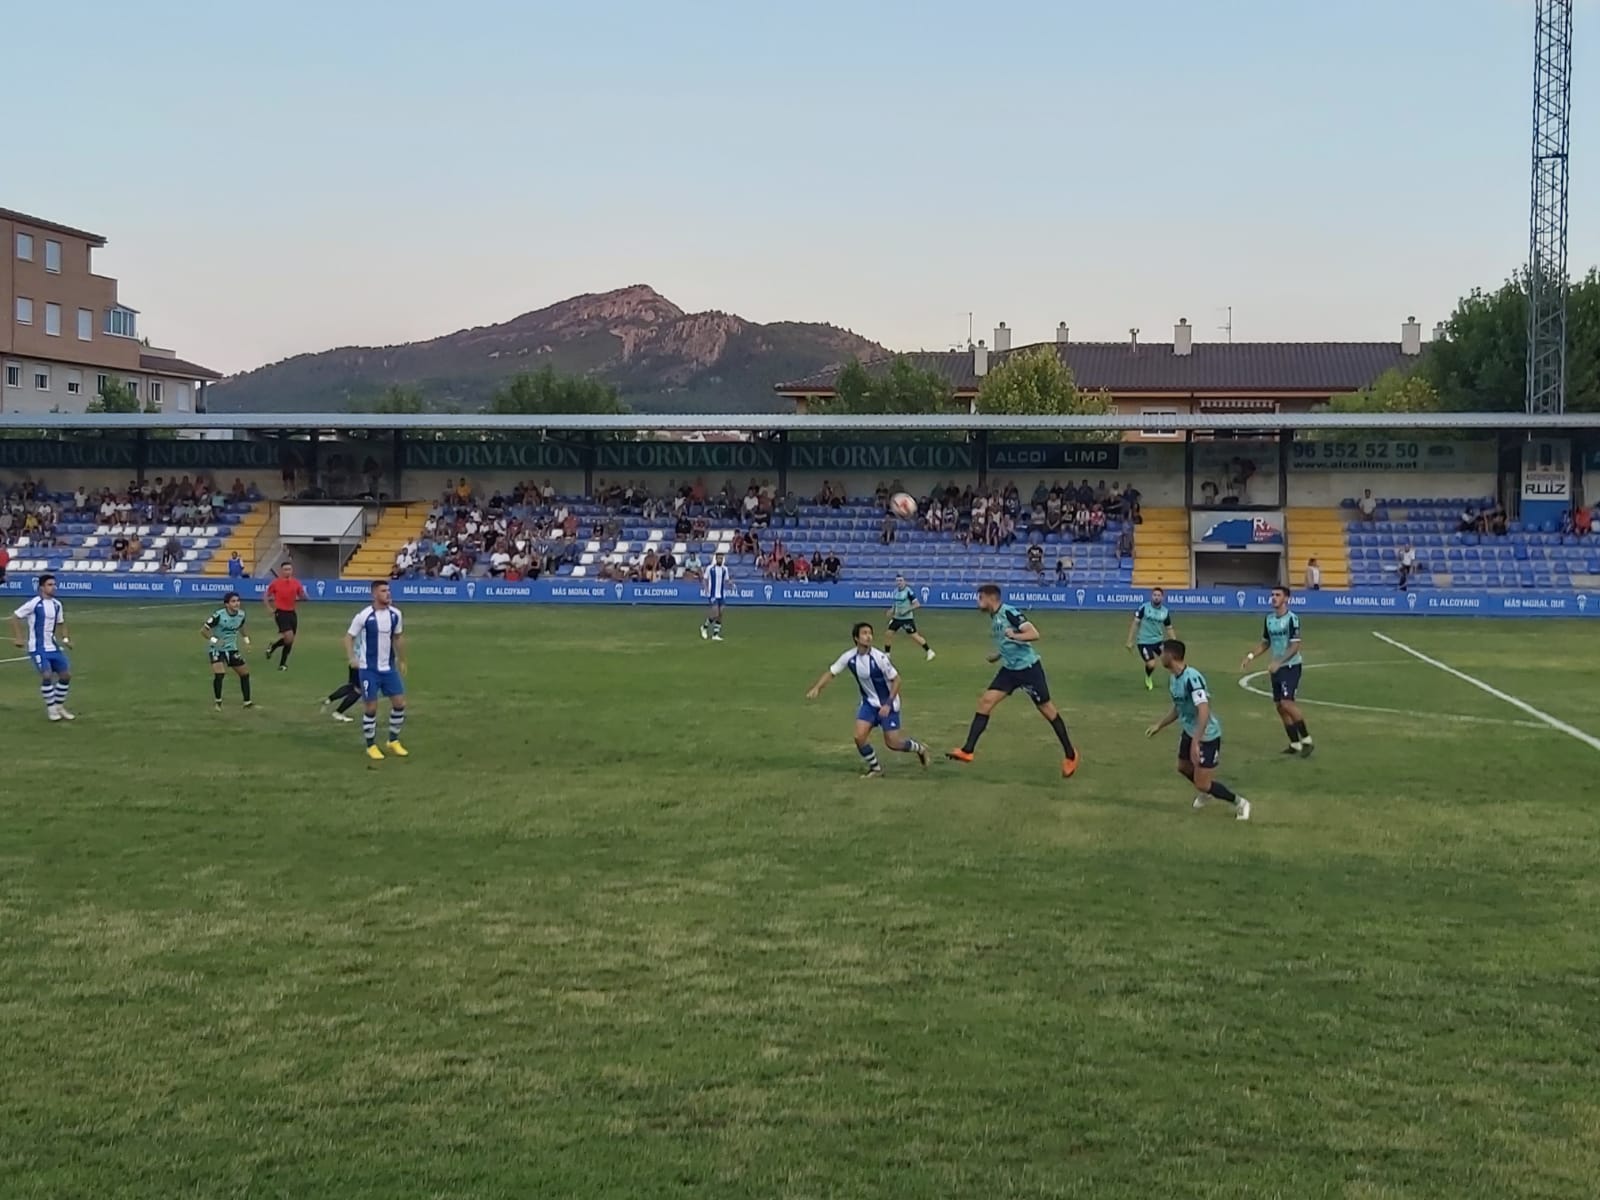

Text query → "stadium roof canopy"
[1,412,1598,433]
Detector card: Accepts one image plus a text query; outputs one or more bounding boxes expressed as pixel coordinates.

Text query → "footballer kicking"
[1241,584,1314,756]
[946,583,1080,777]
[1146,639,1250,820]
[883,573,935,661]
[806,621,929,776]
[1125,586,1176,690]
[202,591,253,710]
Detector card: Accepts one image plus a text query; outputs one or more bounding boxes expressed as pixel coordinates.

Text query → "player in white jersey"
[10,573,75,721]
[700,551,732,641]
[805,621,929,776]
[344,580,409,762]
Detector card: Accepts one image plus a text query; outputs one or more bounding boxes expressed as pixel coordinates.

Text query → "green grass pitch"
[3,601,1597,1198]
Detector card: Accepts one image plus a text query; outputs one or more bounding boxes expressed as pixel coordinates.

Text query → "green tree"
[358,385,428,414]
[1423,269,1600,412]
[488,366,625,415]
[1328,369,1442,417]
[86,380,140,414]
[973,347,1117,440]
[819,356,953,415]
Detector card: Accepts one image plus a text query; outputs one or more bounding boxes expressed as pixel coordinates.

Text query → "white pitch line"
[1236,661,1546,730]
[1371,631,1600,753]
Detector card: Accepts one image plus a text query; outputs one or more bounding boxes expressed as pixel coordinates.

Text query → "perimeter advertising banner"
[4,576,1592,618]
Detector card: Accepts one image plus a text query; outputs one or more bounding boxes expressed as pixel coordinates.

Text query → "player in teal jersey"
[882,573,935,661]
[1125,586,1176,690]
[946,583,1080,777]
[1240,584,1312,756]
[1147,639,1250,820]
[202,591,253,710]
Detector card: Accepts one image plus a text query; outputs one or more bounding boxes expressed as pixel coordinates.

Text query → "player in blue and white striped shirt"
[10,574,75,721]
[700,551,732,641]
[805,621,929,776]
[344,580,409,761]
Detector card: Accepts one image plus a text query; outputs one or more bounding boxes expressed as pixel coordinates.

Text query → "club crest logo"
[1407,591,1418,610]
[1075,588,1086,606]
[763,584,774,601]
[1236,590,1247,607]
[1579,593,1589,613]
[316,580,327,596]
[465,581,476,599]
[613,583,623,599]
[172,580,182,595]
[920,587,930,603]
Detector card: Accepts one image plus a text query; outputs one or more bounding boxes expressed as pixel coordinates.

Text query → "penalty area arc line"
[1371,631,1600,754]
[1235,661,1545,730]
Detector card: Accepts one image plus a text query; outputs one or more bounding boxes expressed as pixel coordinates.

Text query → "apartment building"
[0,206,220,415]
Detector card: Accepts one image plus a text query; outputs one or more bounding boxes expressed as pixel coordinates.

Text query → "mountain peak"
[210,286,887,415]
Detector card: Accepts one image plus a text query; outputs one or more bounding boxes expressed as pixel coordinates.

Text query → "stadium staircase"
[1131,508,1192,588]
[1286,509,1350,589]
[201,503,273,575]
[342,503,428,579]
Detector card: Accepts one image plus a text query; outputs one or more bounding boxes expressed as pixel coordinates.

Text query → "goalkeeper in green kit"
[202,591,254,710]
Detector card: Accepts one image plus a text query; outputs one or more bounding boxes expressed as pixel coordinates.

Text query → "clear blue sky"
[8,0,1595,374]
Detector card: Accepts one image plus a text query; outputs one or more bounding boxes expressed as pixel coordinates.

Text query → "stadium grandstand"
[0,411,1596,598]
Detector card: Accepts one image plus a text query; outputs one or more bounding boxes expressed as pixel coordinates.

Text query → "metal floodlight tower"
[1526,0,1574,415]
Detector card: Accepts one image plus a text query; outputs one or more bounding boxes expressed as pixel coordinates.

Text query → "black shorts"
[1137,641,1165,663]
[1178,733,1221,769]
[888,617,919,635]
[1271,663,1303,702]
[274,610,299,634]
[988,662,1051,705]
[208,649,247,669]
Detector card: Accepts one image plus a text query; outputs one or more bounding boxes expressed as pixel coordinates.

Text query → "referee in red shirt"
[263,560,309,670]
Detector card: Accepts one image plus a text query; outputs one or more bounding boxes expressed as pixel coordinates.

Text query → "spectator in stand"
[997,510,1017,548]
[1056,555,1074,584]
[793,552,811,581]
[98,495,117,524]
[1397,543,1417,590]
[658,548,677,579]
[1458,505,1479,534]
[1116,524,1134,566]
[1575,505,1593,536]
[162,540,182,571]
[1306,557,1322,590]
[818,549,842,582]
[489,547,512,577]
[880,510,897,545]
[228,551,246,579]
[1072,503,1092,542]
[1090,505,1106,539]
[1357,489,1379,524]
[112,533,130,560]
[73,486,89,512]
[684,550,704,581]
[1487,504,1508,536]
[1046,490,1064,533]
[782,492,800,523]
[1026,543,1044,579]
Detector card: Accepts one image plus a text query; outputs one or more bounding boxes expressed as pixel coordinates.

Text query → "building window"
[1139,407,1182,439]
[77,307,93,341]
[34,368,50,392]
[44,303,61,337]
[66,370,82,396]
[4,363,19,388]
[148,380,163,410]
[15,232,33,261]
[16,297,33,325]
[96,373,110,396]
[105,306,138,338]
[126,380,138,401]
[44,240,61,273]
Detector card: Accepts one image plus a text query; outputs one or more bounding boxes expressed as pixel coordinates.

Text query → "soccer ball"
[889,492,918,519]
